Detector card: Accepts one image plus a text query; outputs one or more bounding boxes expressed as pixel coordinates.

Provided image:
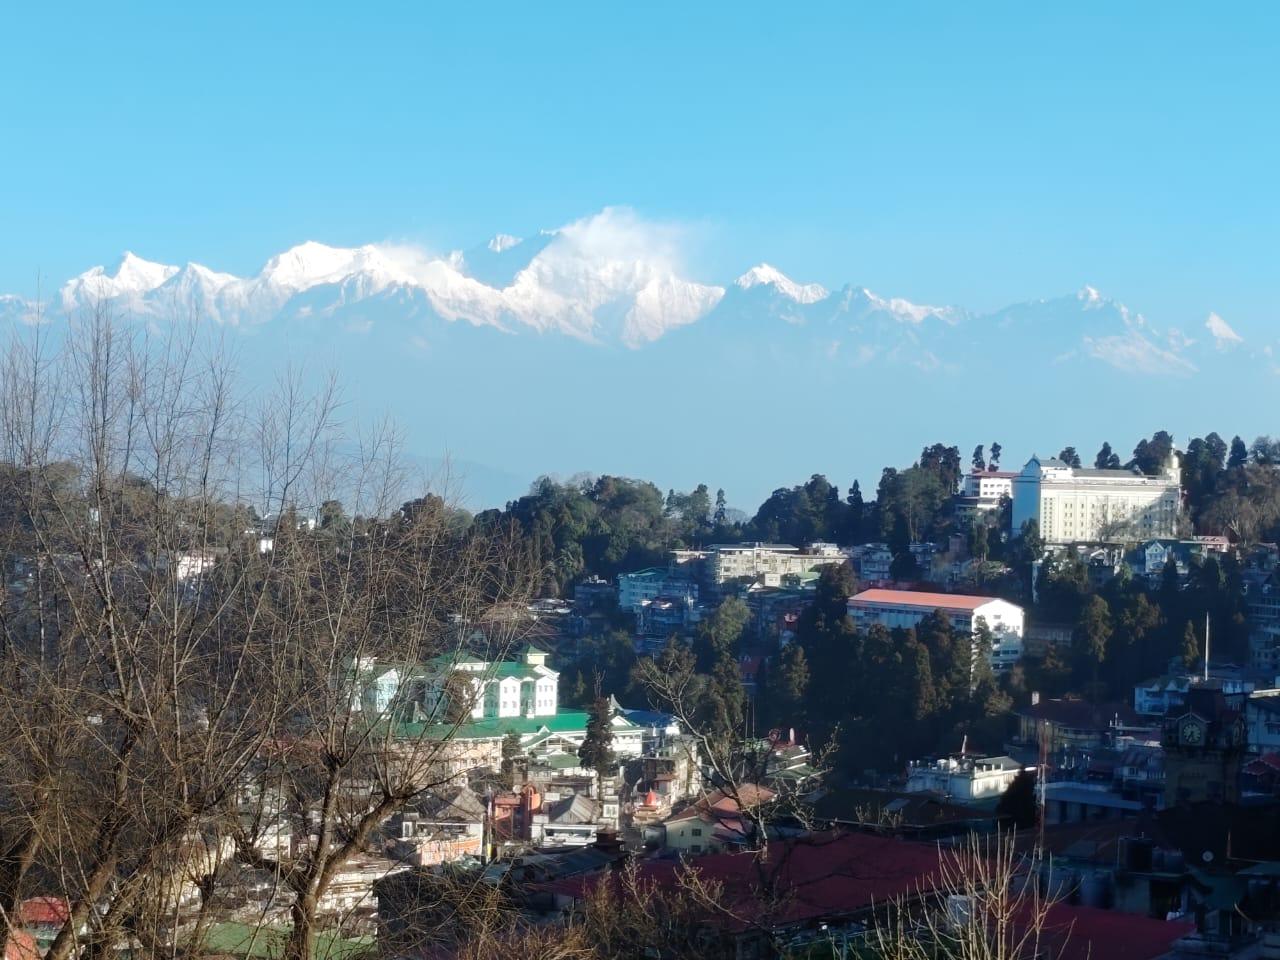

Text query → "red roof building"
[539,832,1192,959]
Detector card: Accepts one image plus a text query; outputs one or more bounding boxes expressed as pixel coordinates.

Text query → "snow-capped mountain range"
[2,207,1272,510]
[0,208,1257,377]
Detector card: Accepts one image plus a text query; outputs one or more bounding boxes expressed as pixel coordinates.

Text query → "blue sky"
[2,3,1278,506]
[2,3,1276,317]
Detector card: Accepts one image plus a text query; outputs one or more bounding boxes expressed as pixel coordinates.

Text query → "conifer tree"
[705,652,747,743]
[578,695,617,799]
[1229,435,1249,470]
[1075,595,1113,699]
[774,643,811,728]
[1182,621,1200,671]
[1095,441,1122,469]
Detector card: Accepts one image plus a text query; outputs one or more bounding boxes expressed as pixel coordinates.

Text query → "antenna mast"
[1037,720,1048,853]
[1204,612,1211,682]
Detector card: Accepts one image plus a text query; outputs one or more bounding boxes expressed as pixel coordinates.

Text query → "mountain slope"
[2,211,1271,510]
[1,209,1265,381]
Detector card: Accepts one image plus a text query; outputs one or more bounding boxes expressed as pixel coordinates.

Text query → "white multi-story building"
[707,542,845,585]
[905,755,1030,802]
[1246,572,1280,674]
[1246,691,1280,756]
[850,542,893,582]
[444,645,560,721]
[1011,453,1181,546]
[962,470,1016,501]
[955,470,1018,525]
[847,589,1025,673]
[1133,672,1256,717]
[617,567,698,612]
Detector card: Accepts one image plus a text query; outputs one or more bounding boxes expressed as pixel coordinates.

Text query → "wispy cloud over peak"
[1205,311,1243,348]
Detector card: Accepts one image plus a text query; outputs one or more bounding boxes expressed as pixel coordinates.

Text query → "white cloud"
[1205,311,1243,347]
[551,206,689,271]
[506,207,723,346]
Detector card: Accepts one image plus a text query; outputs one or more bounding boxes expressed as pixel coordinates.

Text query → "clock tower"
[1162,686,1246,807]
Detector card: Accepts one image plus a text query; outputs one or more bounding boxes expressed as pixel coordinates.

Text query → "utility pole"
[1037,719,1048,854]
[1204,612,1211,682]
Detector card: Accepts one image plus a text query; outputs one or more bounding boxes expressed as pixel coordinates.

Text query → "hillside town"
[6,3,1276,957]
[9,406,1280,960]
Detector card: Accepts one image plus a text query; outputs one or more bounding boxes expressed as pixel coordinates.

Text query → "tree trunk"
[283,893,318,960]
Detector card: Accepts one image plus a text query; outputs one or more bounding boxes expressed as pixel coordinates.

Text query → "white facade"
[1011,454,1181,546]
[961,471,1016,501]
[1245,690,1280,756]
[617,567,698,612]
[1133,673,1255,717]
[847,589,1025,672]
[708,542,845,584]
[851,543,893,582]
[905,755,1030,802]
[434,646,560,721]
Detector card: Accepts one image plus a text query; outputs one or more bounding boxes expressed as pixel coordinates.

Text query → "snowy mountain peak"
[734,263,828,304]
[487,234,522,253]
[261,241,356,289]
[60,251,178,306]
[256,241,426,297]
[2,211,1246,380]
[843,285,960,325]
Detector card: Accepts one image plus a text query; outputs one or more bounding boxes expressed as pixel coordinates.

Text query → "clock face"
[1180,720,1204,745]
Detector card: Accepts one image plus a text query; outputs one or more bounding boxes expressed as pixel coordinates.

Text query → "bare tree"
[0,308,532,960]
[0,309,283,960]
[632,642,834,853]
[870,831,1069,960]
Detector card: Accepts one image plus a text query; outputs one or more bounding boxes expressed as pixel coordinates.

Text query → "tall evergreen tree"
[971,617,997,692]
[686,484,712,531]
[1095,442,1122,470]
[693,596,750,671]
[713,488,728,525]
[972,444,986,472]
[914,611,963,705]
[1229,435,1249,470]
[773,642,811,729]
[1131,430,1175,475]
[578,695,618,798]
[845,480,864,542]
[1182,621,1200,671]
[501,730,524,789]
[988,441,1003,470]
[1075,595,1114,699]
[705,652,746,743]
[1057,447,1082,468]
[1205,432,1228,470]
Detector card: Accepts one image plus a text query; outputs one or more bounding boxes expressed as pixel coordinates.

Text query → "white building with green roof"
[431,643,560,721]
[381,646,648,760]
